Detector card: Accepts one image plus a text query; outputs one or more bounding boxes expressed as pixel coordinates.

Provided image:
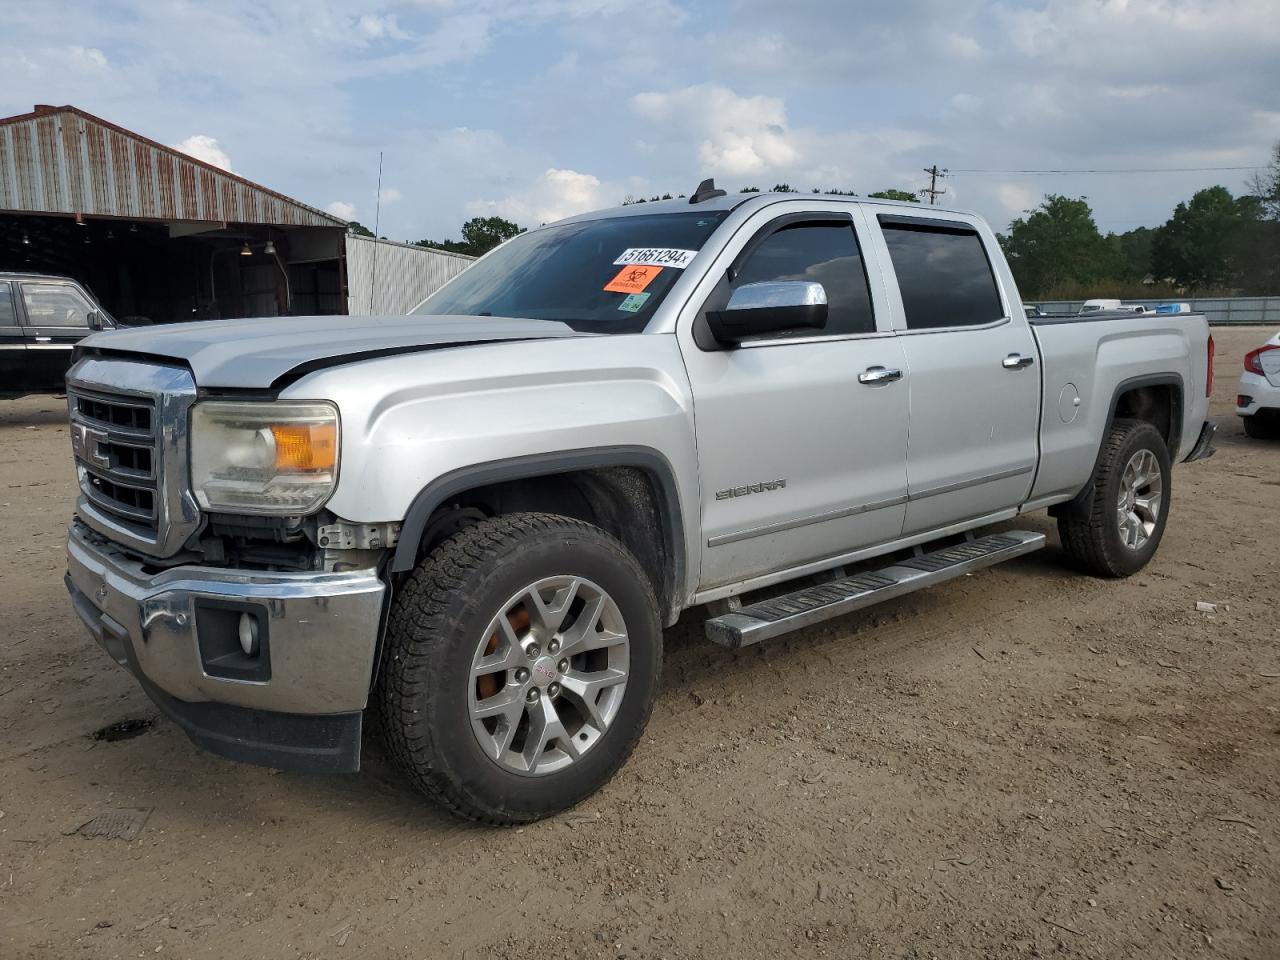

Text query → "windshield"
[411,210,729,333]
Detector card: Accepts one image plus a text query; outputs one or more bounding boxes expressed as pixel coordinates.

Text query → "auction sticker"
[613,248,697,269]
[604,265,662,294]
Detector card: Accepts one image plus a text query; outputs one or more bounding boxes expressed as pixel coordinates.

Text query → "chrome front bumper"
[65,520,387,771]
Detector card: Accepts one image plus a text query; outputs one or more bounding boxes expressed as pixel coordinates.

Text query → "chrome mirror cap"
[725,281,827,312]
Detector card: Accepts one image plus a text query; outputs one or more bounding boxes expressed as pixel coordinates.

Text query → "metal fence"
[345,234,473,315]
[1028,296,1280,327]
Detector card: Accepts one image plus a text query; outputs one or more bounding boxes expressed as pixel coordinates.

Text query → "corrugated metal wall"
[0,106,343,227]
[345,235,473,315]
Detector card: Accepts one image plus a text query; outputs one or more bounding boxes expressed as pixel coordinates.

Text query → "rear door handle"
[858,366,903,385]
[1002,353,1034,369]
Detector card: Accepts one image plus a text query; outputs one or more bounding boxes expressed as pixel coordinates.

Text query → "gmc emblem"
[71,423,112,470]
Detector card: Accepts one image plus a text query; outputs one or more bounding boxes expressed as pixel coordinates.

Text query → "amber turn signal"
[270,422,337,472]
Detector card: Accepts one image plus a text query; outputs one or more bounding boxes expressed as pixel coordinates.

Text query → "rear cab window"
[877,215,1005,330]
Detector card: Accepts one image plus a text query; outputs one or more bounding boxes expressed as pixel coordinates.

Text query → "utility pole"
[920,165,948,205]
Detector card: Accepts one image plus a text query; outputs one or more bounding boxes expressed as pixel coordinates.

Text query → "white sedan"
[1237,330,1280,439]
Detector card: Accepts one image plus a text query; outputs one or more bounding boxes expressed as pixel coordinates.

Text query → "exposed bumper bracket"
[1184,419,1217,462]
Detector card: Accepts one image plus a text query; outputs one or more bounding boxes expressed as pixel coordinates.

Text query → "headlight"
[190,401,339,515]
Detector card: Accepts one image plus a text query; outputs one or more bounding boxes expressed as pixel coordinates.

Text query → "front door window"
[21,283,93,328]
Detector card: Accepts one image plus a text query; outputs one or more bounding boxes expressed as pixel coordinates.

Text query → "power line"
[948,165,1260,175]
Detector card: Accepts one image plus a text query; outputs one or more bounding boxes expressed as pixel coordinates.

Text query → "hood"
[82,314,579,389]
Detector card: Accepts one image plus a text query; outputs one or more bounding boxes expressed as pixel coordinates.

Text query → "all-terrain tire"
[375,512,662,824]
[1057,418,1172,578]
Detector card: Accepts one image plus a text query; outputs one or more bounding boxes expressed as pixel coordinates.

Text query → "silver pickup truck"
[63,182,1216,823]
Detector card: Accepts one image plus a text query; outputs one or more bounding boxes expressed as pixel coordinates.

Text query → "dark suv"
[1,272,117,393]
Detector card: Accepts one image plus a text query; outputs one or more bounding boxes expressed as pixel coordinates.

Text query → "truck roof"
[0,271,78,283]
[554,189,979,227]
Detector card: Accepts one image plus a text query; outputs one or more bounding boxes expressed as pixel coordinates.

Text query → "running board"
[704,530,1045,648]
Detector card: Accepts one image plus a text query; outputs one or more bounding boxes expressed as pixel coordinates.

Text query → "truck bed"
[1026,311,1212,508]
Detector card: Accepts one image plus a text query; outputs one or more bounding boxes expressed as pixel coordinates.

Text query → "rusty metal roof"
[0,105,346,228]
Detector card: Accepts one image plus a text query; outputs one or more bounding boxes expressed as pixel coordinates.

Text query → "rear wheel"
[1058,418,1171,578]
[1243,413,1280,439]
[376,513,662,823]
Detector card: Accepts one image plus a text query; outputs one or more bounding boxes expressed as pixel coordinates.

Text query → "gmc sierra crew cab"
[63,181,1217,823]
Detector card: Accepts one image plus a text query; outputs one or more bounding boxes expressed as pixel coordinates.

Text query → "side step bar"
[704,530,1045,648]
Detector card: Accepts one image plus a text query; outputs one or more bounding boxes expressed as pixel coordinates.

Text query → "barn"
[0,104,470,324]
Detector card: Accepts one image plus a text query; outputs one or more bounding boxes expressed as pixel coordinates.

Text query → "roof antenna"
[689,178,726,204]
[369,150,382,314]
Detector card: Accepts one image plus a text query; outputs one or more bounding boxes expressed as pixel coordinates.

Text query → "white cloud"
[2,0,1276,242]
[170,134,233,172]
[631,84,798,177]
[325,200,357,221]
[997,183,1037,217]
[469,168,612,225]
[355,14,409,42]
[944,33,983,60]
[68,45,109,70]
[379,187,403,205]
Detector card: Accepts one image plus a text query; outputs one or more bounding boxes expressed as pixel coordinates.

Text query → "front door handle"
[1002,353,1034,369]
[858,366,903,385]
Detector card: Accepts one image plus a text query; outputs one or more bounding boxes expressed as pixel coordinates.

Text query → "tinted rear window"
[879,219,1004,329]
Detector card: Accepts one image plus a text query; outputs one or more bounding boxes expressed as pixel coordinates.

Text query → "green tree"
[416,216,524,257]
[1150,186,1257,289]
[1104,226,1155,283]
[867,188,919,202]
[459,216,523,256]
[1249,140,1280,220]
[346,221,374,237]
[997,195,1117,297]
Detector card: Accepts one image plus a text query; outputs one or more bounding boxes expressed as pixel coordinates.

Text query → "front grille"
[70,387,161,537]
[75,394,153,433]
[67,357,199,558]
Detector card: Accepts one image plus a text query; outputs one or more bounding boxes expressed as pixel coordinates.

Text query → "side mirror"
[87,310,104,331]
[706,281,828,345]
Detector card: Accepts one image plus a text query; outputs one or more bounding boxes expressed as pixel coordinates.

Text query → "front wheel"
[376,513,662,824]
[1058,418,1172,578]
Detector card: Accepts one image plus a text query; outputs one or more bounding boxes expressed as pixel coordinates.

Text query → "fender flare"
[1051,372,1184,520]
[391,445,688,617]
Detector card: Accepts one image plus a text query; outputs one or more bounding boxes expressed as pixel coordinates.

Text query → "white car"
[1078,298,1151,315]
[1237,331,1280,438]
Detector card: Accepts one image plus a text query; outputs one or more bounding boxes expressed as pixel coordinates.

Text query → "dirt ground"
[1,327,1277,960]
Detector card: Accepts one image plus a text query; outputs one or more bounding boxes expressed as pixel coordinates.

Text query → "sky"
[3,0,1278,242]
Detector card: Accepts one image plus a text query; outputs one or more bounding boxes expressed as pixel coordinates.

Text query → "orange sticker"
[604,264,662,294]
